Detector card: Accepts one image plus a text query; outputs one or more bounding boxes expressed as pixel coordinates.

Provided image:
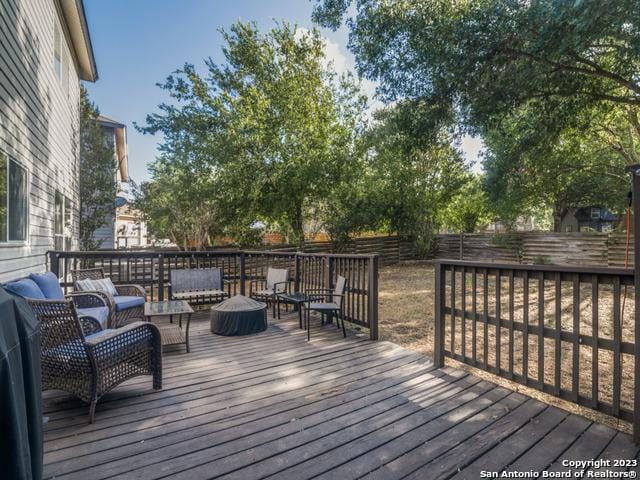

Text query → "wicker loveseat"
[27,298,162,423]
[71,268,146,328]
[5,272,112,330]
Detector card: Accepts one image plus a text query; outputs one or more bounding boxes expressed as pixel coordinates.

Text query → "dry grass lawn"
[377,261,633,434]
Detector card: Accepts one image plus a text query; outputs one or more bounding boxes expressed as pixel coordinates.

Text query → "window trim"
[0,150,30,247]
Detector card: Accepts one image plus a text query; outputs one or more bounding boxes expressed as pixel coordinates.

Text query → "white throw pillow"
[76,278,118,296]
[91,278,119,296]
[76,279,95,292]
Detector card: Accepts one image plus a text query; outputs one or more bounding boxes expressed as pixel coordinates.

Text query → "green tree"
[364,105,468,256]
[313,0,639,136]
[484,103,630,230]
[133,153,225,249]
[140,22,366,248]
[440,175,493,233]
[79,87,118,250]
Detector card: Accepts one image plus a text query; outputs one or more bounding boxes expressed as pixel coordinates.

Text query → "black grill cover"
[210,295,267,336]
[0,288,42,480]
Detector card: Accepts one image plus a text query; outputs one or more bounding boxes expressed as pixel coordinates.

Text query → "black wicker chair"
[71,268,146,328]
[28,298,162,423]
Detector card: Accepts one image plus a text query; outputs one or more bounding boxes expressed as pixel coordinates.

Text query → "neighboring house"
[560,206,619,233]
[483,215,548,233]
[115,203,148,249]
[0,0,97,281]
[91,115,147,249]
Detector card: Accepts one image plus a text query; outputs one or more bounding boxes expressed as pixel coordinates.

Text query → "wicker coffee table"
[144,300,194,352]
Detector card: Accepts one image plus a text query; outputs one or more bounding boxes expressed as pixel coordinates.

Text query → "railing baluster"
[613,276,621,417]
[538,271,544,388]
[508,270,514,379]
[572,274,580,402]
[495,269,501,371]
[434,262,446,368]
[523,270,529,384]
[592,274,599,409]
[451,266,456,356]
[472,267,477,366]
[554,272,561,396]
[461,266,466,360]
[483,268,488,369]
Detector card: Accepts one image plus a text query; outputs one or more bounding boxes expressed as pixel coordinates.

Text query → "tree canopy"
[139,22,366,247]
[313,0,639,226]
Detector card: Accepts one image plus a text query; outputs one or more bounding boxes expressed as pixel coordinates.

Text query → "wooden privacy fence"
[265,235,417,265]
[47,250,379,339]
[434,259,639,439]
[436,232,634,267]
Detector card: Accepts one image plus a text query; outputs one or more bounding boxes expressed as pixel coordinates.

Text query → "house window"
[0,152,28,242]
[54,191,73,250]
[54,23,62,80]
[591,207,601,219]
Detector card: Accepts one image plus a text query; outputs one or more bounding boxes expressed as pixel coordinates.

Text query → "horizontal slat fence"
[436,232,635,268]
[434,259,637,436]
[48,250,379,339]
[266,235,417,265]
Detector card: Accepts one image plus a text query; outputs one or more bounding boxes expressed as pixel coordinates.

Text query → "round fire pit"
[210,295,267,336]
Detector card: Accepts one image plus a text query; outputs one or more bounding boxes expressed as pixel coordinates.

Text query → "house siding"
[0,0,81,281]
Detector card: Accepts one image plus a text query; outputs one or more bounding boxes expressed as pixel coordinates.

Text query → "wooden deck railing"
[434,259,639,439]
[48,250,379,339]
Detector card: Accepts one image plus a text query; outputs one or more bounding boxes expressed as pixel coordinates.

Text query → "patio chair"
[4,272,112,331]
[249,267,289,318]
[72,268,146,327]
[304,276,347,341]
[27,298,162,423]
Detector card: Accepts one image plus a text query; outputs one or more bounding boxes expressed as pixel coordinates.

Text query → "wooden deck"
[43,311,640,480]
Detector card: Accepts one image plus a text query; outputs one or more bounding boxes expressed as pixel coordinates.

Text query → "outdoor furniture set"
[2,265,348,423]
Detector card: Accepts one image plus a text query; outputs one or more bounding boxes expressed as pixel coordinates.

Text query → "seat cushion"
[5,279,45,299]
[114,295,145,312]
[172,289,226,299]
[254,289,278,297]
[29,272,64,300]
[77,306,110,328]
[308,302,340,311]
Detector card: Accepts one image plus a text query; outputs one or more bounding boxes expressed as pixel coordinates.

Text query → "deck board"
[43,311,637,480]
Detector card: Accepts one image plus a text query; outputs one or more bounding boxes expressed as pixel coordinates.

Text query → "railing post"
[49,251,60,278]
[158,253,165,301]
[326,255,334,291]
[434,261,446,368]
[239,252,246,296]
[628,164,640,443]
[294,253,301,293]
[368,255,379,340]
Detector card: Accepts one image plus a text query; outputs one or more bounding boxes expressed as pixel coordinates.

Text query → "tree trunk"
[553,200,567,232]
[293,204,305,250]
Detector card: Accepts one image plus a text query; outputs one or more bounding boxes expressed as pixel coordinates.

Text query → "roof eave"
[59,0,98,82]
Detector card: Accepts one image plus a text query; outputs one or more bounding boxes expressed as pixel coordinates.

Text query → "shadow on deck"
[42,311,640,479]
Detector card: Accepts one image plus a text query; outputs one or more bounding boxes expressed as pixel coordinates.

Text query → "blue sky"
[84,0,483,183]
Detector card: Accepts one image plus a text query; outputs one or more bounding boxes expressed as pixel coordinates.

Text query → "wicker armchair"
[72,268,146,328]
[28,298,162,423]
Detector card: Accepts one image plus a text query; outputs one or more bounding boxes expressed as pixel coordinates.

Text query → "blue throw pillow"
[5,279,45,299]
[29,272,64,300]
